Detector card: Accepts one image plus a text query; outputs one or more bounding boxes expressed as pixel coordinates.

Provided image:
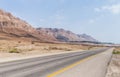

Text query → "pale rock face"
[0,9,97,42]
[37,28,97,42]
[0,9,36,33]
[0,9,57,42]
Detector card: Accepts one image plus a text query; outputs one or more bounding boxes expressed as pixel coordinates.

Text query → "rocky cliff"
[0,9,97,43]
[37,28,97,42]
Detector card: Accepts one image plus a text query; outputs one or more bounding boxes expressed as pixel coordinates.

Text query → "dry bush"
[9,48,20,53]
[48,46,72,51]
[113,48,120,54]
[0,40,98,54]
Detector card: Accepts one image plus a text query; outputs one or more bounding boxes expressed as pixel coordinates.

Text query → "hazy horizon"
[0,0,120,43]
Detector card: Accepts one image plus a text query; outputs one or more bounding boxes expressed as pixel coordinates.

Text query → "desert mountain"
[0,9,97,43]
[77,34,97,42]
[37,28,97,42]
[0,9,56,42]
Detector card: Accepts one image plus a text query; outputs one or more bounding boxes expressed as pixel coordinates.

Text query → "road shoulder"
[50,48,113,77]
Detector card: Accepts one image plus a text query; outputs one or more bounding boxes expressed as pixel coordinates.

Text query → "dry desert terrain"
[106,48,120,77]
[0,40,98,59]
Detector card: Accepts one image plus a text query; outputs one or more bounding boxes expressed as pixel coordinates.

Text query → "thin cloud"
[89,19,95,24]
[59,0,66,4]
[95,4,120,14]
[94,8,101,12]
[107,0,119,3]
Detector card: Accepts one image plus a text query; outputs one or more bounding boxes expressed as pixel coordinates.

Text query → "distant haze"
[0,0,120,43]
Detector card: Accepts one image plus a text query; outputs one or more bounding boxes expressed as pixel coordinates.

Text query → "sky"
[0,0,120,43]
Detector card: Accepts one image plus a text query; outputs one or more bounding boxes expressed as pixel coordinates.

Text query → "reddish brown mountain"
[0,9,97,43]
[0,9,57,42]
[37,28,97,42]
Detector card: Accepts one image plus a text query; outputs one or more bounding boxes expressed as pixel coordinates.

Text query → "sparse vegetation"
[18,41,21,43]
[88,46,93,50]
[48,46,72,51]
[113,50,120,54]
[9,48,20,53]
[0,40,99,54]
[31,41,35,44]
[113,48,120,54]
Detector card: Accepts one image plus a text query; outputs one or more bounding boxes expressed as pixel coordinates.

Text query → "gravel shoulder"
[53,48,113,77]
[106,54,120,77]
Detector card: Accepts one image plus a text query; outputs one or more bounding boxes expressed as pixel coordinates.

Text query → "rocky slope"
[0,9,36,35]
[0,9,97,43]
[37,28,97,42]
[0,9,56,42]
[77,34,97,42]
[106,54,120,77]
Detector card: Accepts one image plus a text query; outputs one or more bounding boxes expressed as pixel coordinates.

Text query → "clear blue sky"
[0,0,120,43]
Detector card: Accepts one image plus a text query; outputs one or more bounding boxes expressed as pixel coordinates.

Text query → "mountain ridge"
[37,28,97,42]
[0,9,97,43]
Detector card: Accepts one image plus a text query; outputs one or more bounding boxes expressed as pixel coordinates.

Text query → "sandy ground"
[0,40,98,63]
[106,54,120,77]
[0,40,91,53]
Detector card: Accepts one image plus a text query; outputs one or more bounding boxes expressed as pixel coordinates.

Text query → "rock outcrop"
[0,9,57,42]
[0,9,97,43]
[37,28,97,42]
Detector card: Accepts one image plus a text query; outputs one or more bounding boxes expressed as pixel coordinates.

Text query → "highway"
[0,48,112,77]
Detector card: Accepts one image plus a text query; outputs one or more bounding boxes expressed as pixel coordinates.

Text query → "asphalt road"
[0,48,110,77]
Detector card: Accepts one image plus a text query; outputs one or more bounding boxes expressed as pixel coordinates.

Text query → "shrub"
[88,46,93,50]
[113,50,120,54]
[9,48,20,53]
[31,41,34,44]
[49,47,58,50]
[49,47,72,51]
[18,41,21,43]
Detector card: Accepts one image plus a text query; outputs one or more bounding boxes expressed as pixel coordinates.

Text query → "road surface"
[0,48,113,77]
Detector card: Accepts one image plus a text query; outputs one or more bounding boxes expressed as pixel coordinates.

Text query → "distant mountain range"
[37,28,97,42]
[0,9,97,43]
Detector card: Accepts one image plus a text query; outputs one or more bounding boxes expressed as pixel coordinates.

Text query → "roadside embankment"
[0,40,100,63]
[105,54,120,77]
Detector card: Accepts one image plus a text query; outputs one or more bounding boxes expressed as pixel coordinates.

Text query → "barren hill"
[0,9,57,42]
[0,9,97,43]
[37,28,97,42]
